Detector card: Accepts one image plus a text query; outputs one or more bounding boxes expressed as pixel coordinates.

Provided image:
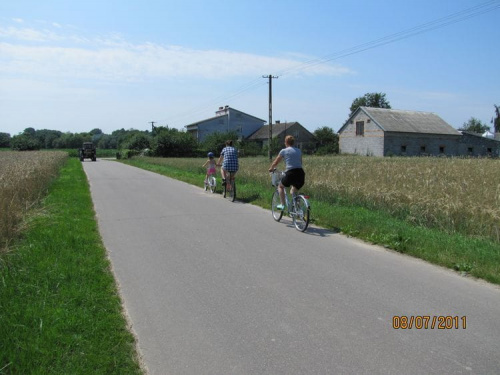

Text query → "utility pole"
[149,121,156,134]
[263,74,278,160]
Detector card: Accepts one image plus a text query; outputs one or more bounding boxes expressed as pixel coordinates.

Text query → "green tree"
[89,128,103,135]
[52,132,90,149]
[10,134,41,150]
[459,117,490,134]
[152,127,197,157]
[492,105,500,133]
[97,134,119,149]
[23,127,36,137]
[201,131,238,155]
[34,129,63,148]
[349,92,391,116]
[313,126,339,155]
[124,133,151,151]
[0,132,11,147]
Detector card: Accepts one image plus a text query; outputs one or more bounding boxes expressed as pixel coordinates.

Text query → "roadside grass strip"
[0,158,142,375]
[121,157,500,285]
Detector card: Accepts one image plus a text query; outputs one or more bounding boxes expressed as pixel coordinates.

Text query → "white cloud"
[0,25,353,82]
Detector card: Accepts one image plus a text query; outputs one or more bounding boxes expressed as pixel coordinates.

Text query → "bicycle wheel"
[225,178,235,201]
[271,190,283,221]
[230,179,236,202]
[293,195,310,232]
[209,176,216,193]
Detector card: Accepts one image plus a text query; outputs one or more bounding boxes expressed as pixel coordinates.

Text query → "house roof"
[340,107,461,136]
[247,122,309,140]
[185,107,266,129]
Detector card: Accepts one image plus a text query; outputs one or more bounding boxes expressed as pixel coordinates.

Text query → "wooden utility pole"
[263,74,278,160]
[149,121,156,134]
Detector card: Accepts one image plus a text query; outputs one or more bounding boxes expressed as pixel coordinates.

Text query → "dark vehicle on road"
[79,142,97,162]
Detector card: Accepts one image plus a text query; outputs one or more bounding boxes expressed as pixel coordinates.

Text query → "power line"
[162,0,499,128]
[277,0,500,77]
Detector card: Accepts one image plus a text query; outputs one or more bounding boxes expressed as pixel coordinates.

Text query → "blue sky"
[1,0,499,136]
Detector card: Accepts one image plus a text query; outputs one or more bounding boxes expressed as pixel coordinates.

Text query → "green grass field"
[121,155,500,285]
[0,158,142,374]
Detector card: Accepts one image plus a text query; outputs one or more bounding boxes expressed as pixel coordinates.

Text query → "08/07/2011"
[392,315,467,329]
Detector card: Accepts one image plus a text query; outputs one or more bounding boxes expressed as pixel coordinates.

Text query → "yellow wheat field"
[145,155,500,242]
[0,151,67,251]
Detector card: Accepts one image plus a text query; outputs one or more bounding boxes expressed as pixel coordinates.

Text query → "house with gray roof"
[185,106,266,142]
[338,107,499,157]
[247,121,316,150]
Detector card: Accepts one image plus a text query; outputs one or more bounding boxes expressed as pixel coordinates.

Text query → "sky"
[1,0,499,136]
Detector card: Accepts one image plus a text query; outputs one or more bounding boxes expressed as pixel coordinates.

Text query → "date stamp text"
[392,316,467,329]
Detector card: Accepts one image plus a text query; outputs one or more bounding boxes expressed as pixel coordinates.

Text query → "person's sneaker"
[276,204,285,210]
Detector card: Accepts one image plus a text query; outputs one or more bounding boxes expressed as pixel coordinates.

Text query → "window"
[356,121,364,136]
[420,146,426,153]
[468,147,474,155]
[401,145,407,153]
[439,146,445,154]
[487,147,493,155]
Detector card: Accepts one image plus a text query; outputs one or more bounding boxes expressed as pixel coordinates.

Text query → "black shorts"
[281,168,305,190]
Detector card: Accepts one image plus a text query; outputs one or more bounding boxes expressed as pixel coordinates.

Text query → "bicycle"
[270,169,310,232]
[204,174,217,193]
[223,171,237,202]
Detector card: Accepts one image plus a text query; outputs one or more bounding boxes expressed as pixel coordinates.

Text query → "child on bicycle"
[268,135,305,210]
[202,152,217,185]
[217,140,239,185]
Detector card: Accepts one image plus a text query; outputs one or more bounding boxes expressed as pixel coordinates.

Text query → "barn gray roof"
[344,107,461,135]
[247,122,301,140]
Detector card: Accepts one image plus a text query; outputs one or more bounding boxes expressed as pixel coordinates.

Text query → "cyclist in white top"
[268,135,305,210]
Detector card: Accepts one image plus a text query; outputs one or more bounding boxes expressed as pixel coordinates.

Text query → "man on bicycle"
[268,135,305,210]
[217,140,239,185]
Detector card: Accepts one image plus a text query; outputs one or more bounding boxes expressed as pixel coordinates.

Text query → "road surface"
[83,159,500,375]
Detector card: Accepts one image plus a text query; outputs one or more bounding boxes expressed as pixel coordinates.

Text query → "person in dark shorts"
[268,135,305,210]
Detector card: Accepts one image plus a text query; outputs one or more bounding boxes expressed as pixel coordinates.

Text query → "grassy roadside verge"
[0,158,142,374]
[122,158,500,285]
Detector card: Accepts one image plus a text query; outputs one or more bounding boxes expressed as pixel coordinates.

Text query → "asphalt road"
[83,159,500,375]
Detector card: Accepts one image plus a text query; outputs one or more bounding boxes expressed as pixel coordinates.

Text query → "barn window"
[468,147,473,155]
[487,147,492,154]
[439,146,445,154]
[401,145,407,154]
[356,121,364,136]
[420,145,426,153]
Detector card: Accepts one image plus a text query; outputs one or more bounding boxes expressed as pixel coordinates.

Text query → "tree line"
[0,124,341,157]
[2,94,497,155]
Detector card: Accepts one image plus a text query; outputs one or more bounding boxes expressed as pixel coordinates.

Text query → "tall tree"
[349,92,391,116]
[0,132,11,148]
[492,104,500,133]
[459,117,490,134]
[313,126,338,155]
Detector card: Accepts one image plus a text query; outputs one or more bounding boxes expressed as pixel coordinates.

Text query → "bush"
[10,134,41,151]
[152,128,197,157]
